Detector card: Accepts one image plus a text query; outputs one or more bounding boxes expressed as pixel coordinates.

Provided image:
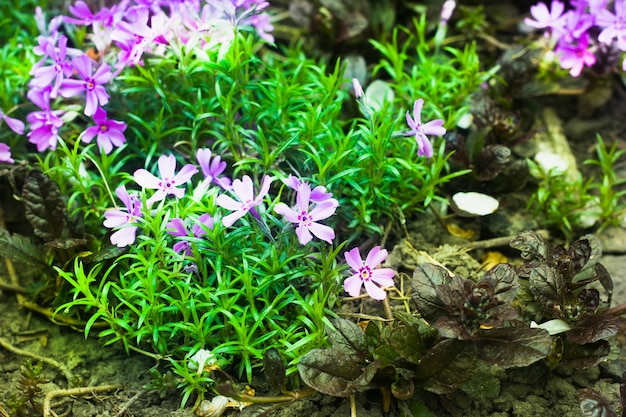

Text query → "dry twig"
[0,337,74,384]
[43,385,120,417]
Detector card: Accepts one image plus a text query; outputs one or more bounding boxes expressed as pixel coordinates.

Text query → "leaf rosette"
[412,262,552,368]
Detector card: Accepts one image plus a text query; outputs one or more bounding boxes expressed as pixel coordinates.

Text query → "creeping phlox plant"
[525,0,626,76]
[0,0,483,408]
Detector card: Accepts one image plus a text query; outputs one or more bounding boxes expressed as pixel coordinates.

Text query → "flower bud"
[441,0,456,25]
[352,78,364,99]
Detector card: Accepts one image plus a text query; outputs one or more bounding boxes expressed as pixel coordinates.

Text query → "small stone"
[451,192,499,217]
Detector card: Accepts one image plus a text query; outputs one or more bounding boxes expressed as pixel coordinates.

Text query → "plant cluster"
[5,360,50,417]
[528,135,626,238]
[298,231,621,411]
[1,0,623,413]
[0,0,486,408]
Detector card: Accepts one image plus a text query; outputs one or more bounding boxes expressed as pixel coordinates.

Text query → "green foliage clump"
[0,0,496,408]
[528,135,626,239]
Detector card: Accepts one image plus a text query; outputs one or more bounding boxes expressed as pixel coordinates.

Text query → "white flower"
[189,349,218,375]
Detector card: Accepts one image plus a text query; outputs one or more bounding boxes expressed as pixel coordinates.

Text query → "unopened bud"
[352,78,364,99]
[441,0,456,25]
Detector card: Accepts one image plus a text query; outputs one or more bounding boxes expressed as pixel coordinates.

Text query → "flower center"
[158,178,176,189]
[240,199,252,211]
[359,265,372,281]
[297,210,312,226]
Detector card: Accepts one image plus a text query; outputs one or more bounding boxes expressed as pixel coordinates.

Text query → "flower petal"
[134,168,161,189]
[365,246,388,268]
[274,203,299,223]
[309,200,337,221]
[344,247,363,271]
[371,268,396,287]
[308,222,335,243]
[423,119,446,136]
[364,279,387,300]
[232,176,253,202]
[103,209,128,228]
[158,154,177,179]
[222,210,246,227]
[412,99,424,125]
[216,194,242,211]
[110,226,137,247]
[173,164,198,184]
[167,218,188,237]
[295,224,313,245]
[343,274,363,297]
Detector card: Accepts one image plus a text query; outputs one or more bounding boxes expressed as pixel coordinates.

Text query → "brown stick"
[0,337,74,384]
[603,302,626,317]
[459,229,550,252]
[43,385,120,417]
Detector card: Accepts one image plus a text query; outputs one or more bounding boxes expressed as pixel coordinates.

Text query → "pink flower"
[167,214,214,256]
[405,99,446,158]
[134,154,198,206]
[81,107,126,154]
[0,143,14,164]
[524,0,566,32]
[103,185,142,247]
[283,174,334,204]
[274,183,337,245]
[110,9,169,70]
[216,175,272,226]
[556,35,596,77]
[343,246,395,301]
[597,0,626,50]
[60,54,111,116]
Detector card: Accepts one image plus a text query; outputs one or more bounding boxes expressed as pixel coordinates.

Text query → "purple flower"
[597,0,626,50]
[103,185,142,247]
[0,107,25,135]
[32,6,64,60]
[0,143,14,164]
[196,148,231,190]
[30,35,74,98]
[274,183,337,245]
[60,54,112,116]
[81,107,127,154]
[524,0,566,31]
[134,154,198,206]
[404,99,446,158]
[167,214,214,256]
[558,8,594,42]
[63,1,101,26]
[216,175,272,226]
[343,246,395,301]
[26,88,64,152]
